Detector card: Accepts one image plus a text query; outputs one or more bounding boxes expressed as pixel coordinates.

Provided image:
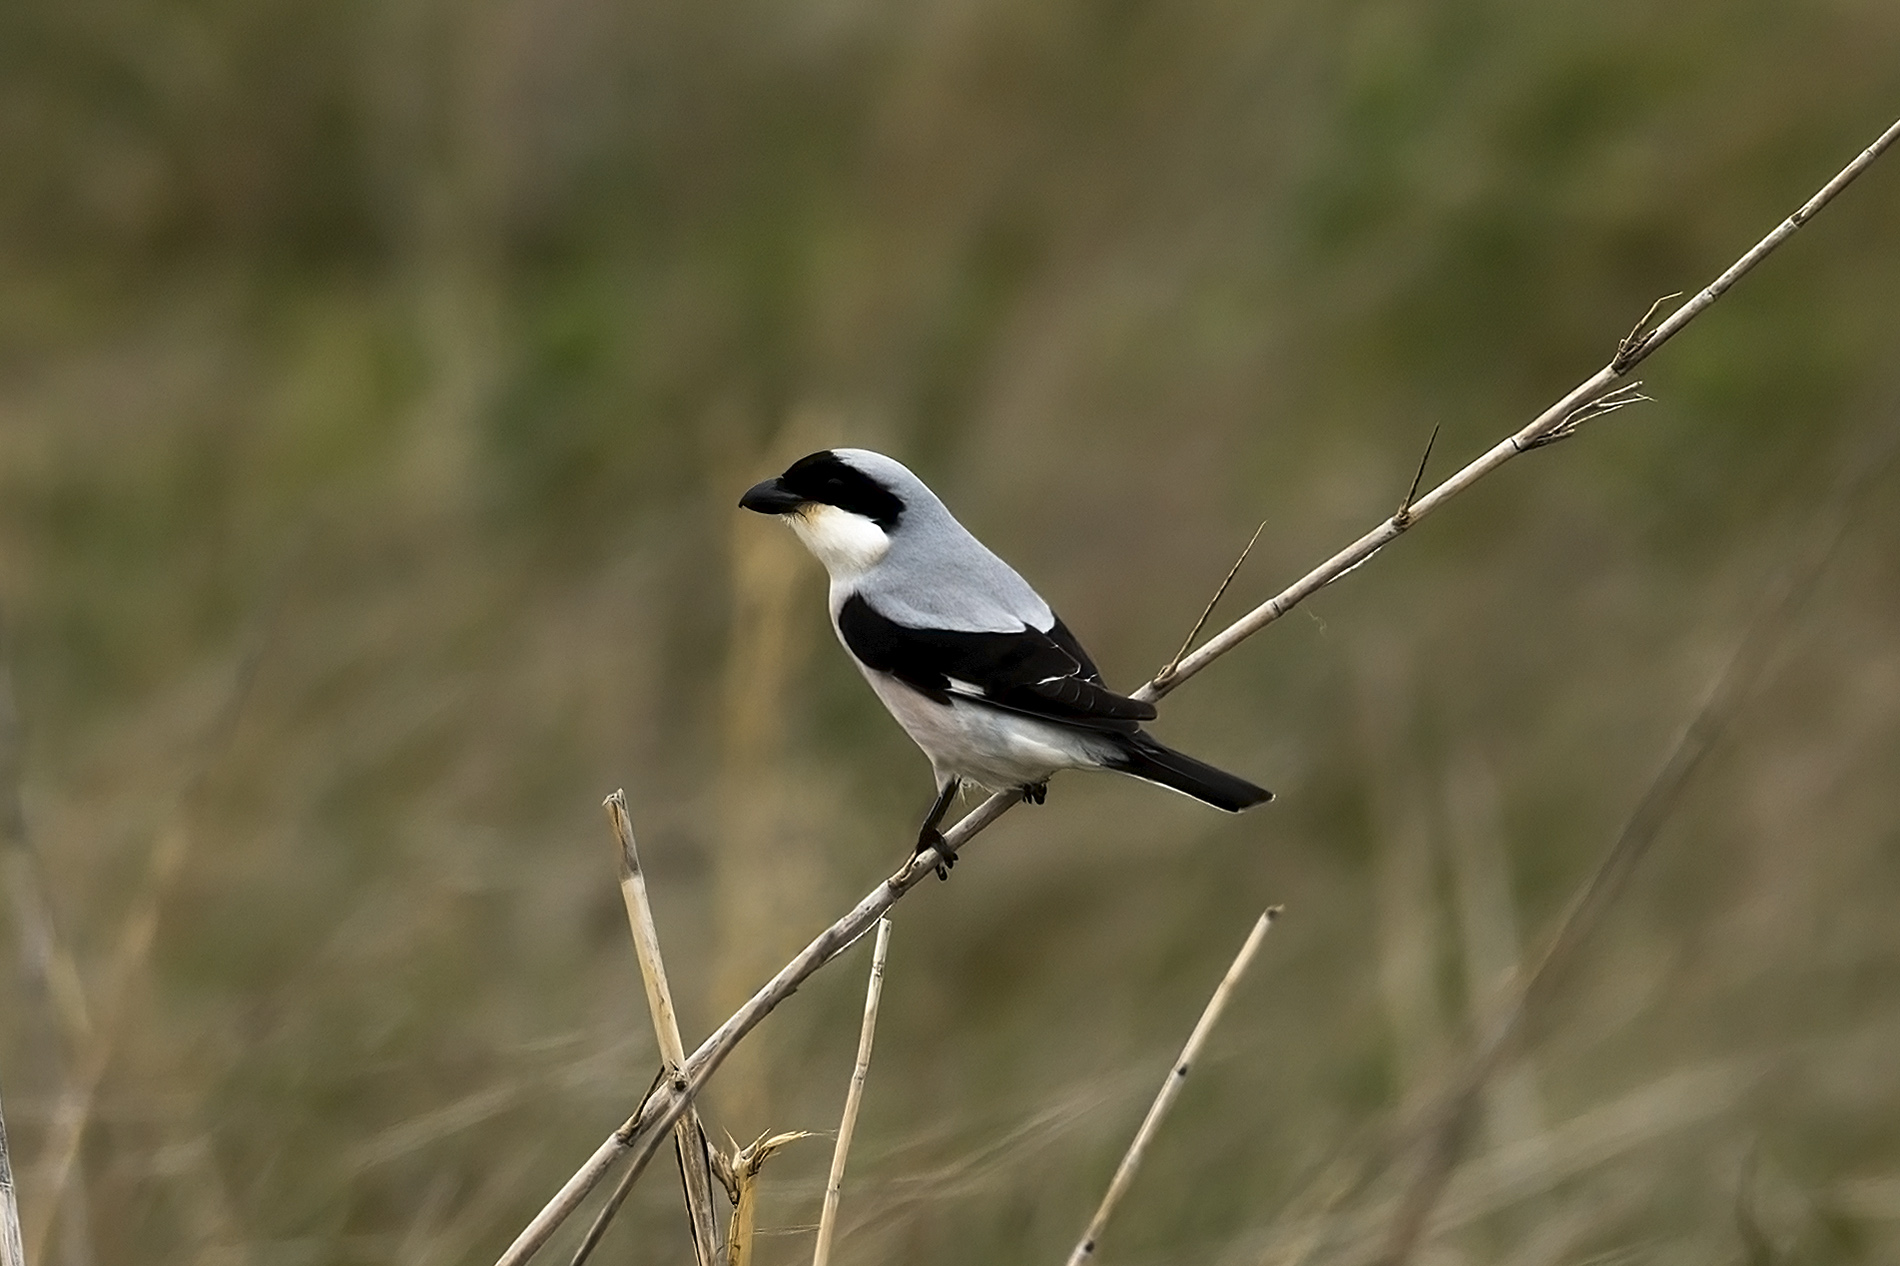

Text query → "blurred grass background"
[3,0,1900,1262]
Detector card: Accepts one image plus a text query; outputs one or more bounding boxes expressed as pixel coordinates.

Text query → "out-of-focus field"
[4,1,1900,1263]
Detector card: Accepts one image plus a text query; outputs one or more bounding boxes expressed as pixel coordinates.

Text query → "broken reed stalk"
[491,111,1900,1266]
[493,797,1009,1266]
[1373,441,1884,1266]
[724,1131,814,1266]
[0,1076,23,1266]
[570,793,723,1266]
[811,917,892,1266]
[1066,908,1280,1266]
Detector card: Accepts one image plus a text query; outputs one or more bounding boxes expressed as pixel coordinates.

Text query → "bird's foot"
[916,826,956,881]
[1021,780,1048,806]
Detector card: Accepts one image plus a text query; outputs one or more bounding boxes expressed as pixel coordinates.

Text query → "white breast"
[857,665,1119,791]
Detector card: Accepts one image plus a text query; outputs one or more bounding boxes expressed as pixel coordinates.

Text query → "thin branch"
[1137,110,1900,704]
[564,1070,668,1266]
[1373,438,1885,1266]
[0,1075,24,1266]
[1157,521,1268,685]
[812,918,891,1266]
[1066,908,1279,1266]
[491,110,1900,1266]
[572,793,723,1266]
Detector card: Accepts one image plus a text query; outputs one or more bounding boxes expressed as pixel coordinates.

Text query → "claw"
[916,825,955,880]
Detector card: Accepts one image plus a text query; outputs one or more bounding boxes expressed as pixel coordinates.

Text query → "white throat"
[786,504,891,581]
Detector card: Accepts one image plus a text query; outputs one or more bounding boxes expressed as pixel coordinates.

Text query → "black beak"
[739,477,806,515]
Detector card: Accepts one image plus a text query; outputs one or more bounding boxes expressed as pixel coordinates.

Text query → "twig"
[1519,381,1652,450]
[1157,521,1268,685]
[0,1075,24,1266]
[491,111,1900,1266]
[1392,425,1440,526]
[1065,908,1279,1266]
[812,918,892,1266]
[570,793,723,1266]
[564,1070,668,1266]
[1373,437,1885,1266]
[1614,292,1682,366]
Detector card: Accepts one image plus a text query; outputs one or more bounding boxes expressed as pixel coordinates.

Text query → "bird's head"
[739,449,918,579]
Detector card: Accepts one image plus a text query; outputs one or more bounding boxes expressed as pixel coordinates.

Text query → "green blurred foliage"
[3,0,1900,1262]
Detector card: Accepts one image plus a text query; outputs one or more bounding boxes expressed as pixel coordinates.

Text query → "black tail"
[1107,732,1272,812]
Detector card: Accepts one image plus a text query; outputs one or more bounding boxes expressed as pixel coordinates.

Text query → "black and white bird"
[740,449,1271,874]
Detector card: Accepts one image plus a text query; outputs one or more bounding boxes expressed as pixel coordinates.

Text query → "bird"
[739,448,1271,876]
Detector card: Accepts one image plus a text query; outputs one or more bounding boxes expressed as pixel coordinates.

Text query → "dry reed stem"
[722,1132,813,1266]
[811,917,891,1266]
[491,796,1010,1266]
[598,791,723,1266]
[1373,437,1887,1266]
[1065,909,1279,1266]
[0,1076,24,1266]
[491,111,1900,1266]
[1142,110,1900,703]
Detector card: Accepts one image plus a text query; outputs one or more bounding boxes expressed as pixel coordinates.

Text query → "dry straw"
[567,792,724,1266]
[493,110,1900,1266]
[721,1130,814,1266]
[1066,908,1280,1266]
[812,917,892,1266]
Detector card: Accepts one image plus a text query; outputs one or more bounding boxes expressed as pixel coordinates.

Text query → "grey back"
[834,449,1053,634]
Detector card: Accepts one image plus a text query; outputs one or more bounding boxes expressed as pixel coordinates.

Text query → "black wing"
[837,594,1156,732]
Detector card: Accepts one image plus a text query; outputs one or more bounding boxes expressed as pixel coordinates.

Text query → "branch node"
[1522,382,1652,450]
[1613,292,1683,372]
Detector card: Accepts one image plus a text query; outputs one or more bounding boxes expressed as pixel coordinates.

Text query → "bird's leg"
[915,778,961,880]
[1020,780,1048,806]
